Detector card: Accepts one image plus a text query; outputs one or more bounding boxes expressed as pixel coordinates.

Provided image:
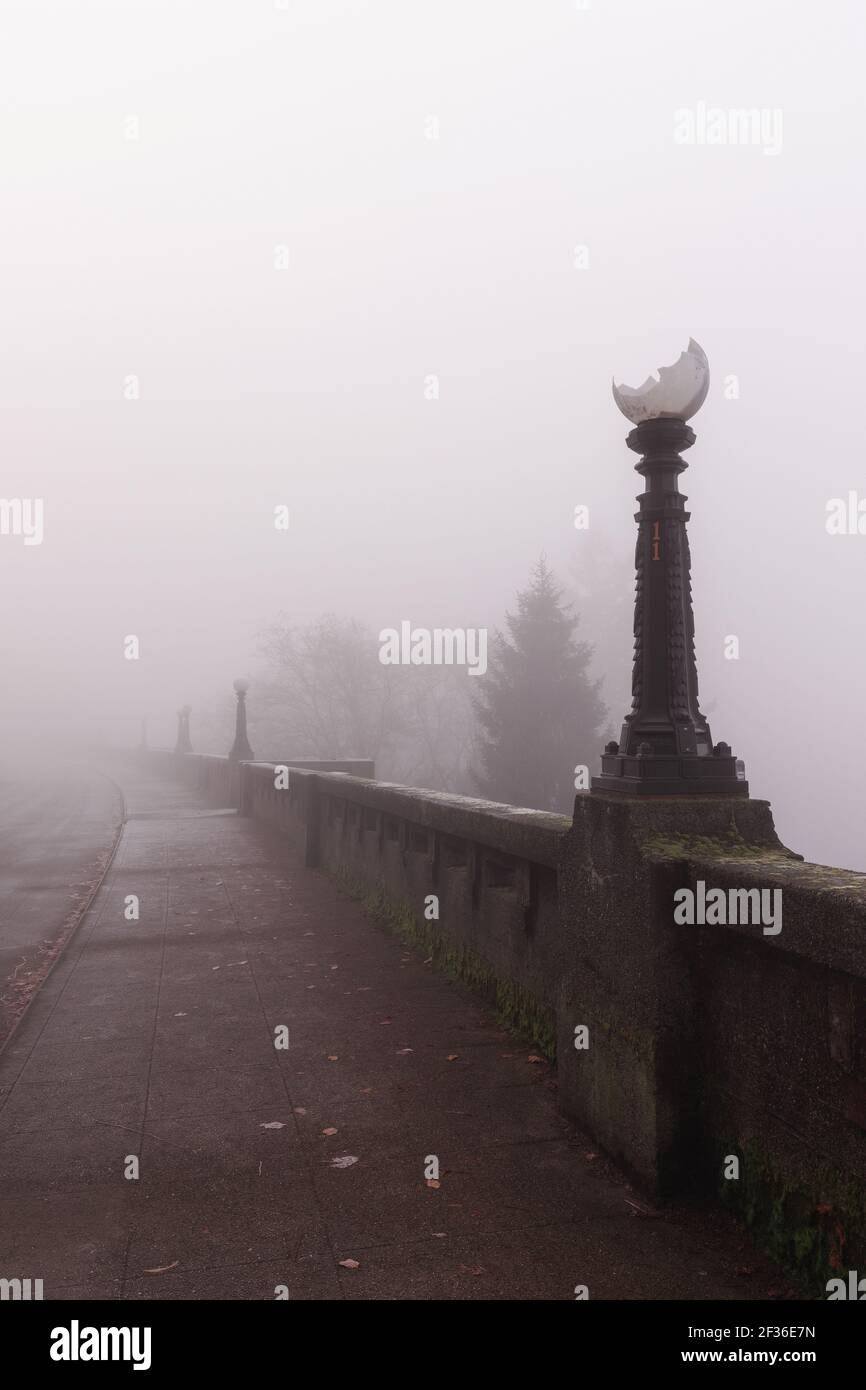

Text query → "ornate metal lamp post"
[592,339,747,797]
[229,678,254,761]
[175,705,192,755]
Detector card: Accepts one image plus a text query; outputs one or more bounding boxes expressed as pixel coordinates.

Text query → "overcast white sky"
[1,0,865,867]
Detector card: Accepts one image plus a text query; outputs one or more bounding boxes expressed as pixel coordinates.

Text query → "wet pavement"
[0,760,788,1300]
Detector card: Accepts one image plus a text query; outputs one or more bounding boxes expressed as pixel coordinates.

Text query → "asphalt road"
[0,762,124,1041]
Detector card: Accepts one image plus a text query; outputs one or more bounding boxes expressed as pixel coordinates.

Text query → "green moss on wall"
[719,1137,866,1295]
[642,829,790,863]
[327,862,556,1060]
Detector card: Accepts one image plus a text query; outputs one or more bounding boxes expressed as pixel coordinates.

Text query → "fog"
[1,0,864,867]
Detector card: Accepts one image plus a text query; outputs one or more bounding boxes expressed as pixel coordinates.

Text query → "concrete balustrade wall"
[316,773,565,1047]
[145,749,866,1288]
[142,751,374,812]
[145,751,239,805]
[672,848,866,1283]
[557,794,866,1284]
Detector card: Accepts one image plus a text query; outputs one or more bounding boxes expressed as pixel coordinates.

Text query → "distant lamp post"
[592,338,747,797]
[229,678,254,761]
[175,705,192,755]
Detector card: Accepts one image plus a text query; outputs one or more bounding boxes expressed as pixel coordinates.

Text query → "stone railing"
[142,750,374,810]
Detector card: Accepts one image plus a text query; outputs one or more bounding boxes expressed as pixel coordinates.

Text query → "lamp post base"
[592,747,748,797]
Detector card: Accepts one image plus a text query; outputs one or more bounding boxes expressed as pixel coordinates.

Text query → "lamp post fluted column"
[229,679,254,761]
[592,339,747,797]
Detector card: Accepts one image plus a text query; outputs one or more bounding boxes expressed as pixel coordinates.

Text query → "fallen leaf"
[736,1266,753,1277]
[293,1107,307,1116]
[527,1054,544,1064]
[397,1047,413,1055]
[142,1261,179,1275]
[426,1179,441,1189]
[457,1264,484,1276]
[423,957,433,965]
[173,1012,187,1017]
[339,1258,360,1270]
[433,1232,447,1238]
[327,1055,339,1061]
[447,1054,459,1062]
[260,1121,285,1130]
[331,1155,359,1169]
[816,1203,832,1215]
[584,1152,598,1161]
[322,1127,338,1136]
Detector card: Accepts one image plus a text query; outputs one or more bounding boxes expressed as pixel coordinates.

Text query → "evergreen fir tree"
[472,558,607,813]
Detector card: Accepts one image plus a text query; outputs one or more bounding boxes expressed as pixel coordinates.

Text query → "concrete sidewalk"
[0,763,789,1301]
